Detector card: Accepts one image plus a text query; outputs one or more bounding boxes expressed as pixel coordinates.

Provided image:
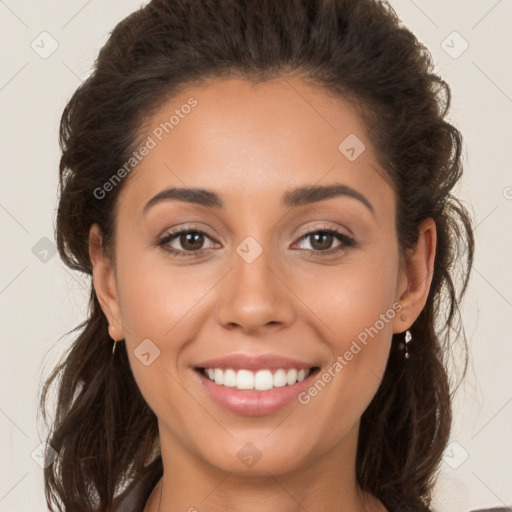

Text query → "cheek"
[293,250,399,429]
[113,247,229,407]
[300,245,399,346]
[116,254,210,339]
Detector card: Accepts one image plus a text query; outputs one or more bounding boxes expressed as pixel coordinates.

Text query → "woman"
[39,0,475,510]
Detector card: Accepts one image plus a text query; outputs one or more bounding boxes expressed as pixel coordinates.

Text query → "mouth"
[194,366,321,391]
[193,365,321,416]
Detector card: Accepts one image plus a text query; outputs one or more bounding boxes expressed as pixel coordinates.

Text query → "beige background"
[1,0,511,510]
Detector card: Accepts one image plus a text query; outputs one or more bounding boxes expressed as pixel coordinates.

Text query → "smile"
[194,365,320,416]
[201,367,313,391]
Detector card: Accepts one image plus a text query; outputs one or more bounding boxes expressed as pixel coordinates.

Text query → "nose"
[215,245,295,334]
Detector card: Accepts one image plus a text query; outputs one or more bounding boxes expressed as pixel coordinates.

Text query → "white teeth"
[202,367,312,390]
[223,368,237,387]
[254,370,273,391]
[214,368,223,385]
[236,369,254,390]
[272,369,287,388]
[286,369,297,385]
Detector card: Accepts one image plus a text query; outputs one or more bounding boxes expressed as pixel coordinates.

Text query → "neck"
[143,424,387,512]
[146,480,386,512]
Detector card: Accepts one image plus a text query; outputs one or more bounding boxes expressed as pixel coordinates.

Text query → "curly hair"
[39,0,474,510]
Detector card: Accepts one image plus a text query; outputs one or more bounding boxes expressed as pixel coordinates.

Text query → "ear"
[89,223,123,340]
[393,218,437,333]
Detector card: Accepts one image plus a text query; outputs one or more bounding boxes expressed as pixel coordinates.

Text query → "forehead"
[117,76,392,216]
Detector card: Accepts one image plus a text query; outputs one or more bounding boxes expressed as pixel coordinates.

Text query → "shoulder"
[112,479,151,512]
[111,459,162,512]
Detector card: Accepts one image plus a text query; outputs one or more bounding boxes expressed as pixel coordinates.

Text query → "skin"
[89,76,436,512]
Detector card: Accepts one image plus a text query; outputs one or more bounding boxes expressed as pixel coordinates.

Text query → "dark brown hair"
[39,0,474,510]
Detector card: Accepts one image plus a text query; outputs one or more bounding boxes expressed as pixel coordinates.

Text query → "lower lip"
[194,368,318,416]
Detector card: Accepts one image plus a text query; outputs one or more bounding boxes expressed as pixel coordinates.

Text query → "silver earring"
[404,330,412,359]
[109,324,118,356]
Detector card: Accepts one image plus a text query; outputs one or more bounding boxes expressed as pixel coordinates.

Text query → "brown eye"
[179,232,205,251]
[294,228,356,255]
[158,227,217,256]
[308,231,336,251]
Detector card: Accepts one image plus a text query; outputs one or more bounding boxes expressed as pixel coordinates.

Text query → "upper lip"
[194,353,318,371]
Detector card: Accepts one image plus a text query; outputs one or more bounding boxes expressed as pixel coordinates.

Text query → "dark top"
[112,459,161,512]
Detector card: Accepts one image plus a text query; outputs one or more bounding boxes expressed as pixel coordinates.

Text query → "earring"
[404,330,412,359]
[109,324,119,356]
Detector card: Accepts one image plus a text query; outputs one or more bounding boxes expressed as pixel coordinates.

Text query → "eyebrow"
[143,182,374,216]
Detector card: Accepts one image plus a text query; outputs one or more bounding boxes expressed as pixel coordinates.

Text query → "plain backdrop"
[1,0,511,510]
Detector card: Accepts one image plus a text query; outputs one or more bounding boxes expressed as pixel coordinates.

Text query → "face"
[91,76,421,478]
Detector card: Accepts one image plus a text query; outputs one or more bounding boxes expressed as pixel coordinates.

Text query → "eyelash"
[156,224,356,258]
